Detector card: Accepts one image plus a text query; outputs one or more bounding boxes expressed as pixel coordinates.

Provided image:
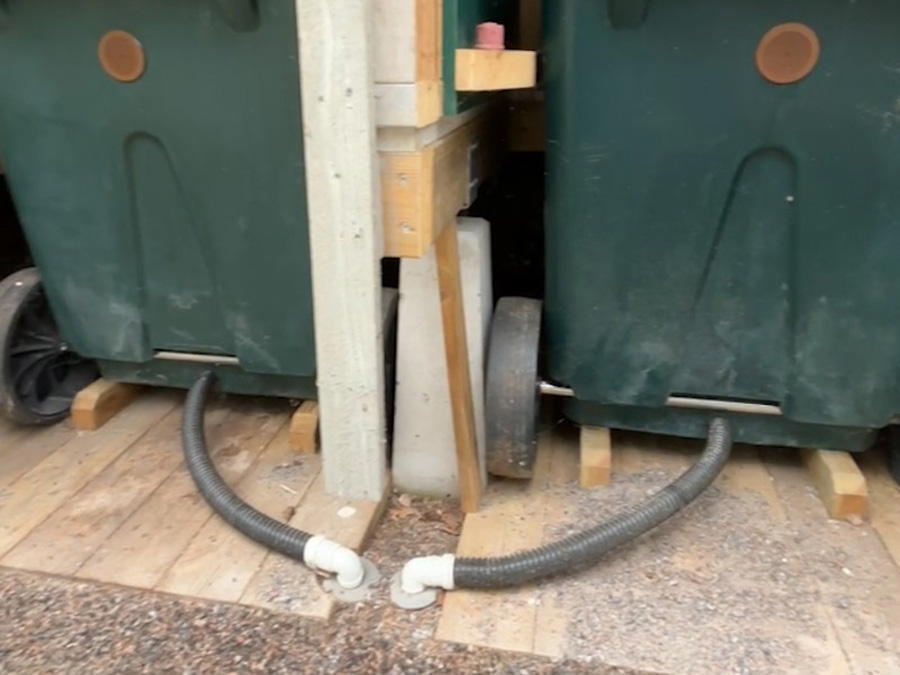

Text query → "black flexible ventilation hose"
[454,418,732,588]
[182,371,312,558]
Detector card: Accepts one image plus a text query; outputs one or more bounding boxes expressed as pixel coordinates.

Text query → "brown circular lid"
[98,30,145,83]
[756,23,820,85]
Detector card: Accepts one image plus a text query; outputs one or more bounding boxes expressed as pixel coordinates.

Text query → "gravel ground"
[0,494,647,675]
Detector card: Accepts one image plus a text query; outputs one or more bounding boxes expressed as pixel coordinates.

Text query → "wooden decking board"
[0,391,387,622]
[0,419,81,492]
[0,403,231,576]
[155,423,318,602]
[75,400,285,588]
[854,451,900,572]
[4,389,900,663]
[762,450,900,674]
[0,393,177,558]
[717,445,788,523]
[436,427,565,658]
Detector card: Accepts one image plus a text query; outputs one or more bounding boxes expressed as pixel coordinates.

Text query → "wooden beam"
[296,0,387,500]
[415,0,441,82]
[435,221,481,513]
[381,108,503,258]
[289,400,319,454]
[802,449,868,521]
[579,426,612,488]
[71,378,142,431]
[455,49,537,92]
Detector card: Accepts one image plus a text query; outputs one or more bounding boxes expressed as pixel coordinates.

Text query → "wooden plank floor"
[0,390,386,622]
[437,423,900,673]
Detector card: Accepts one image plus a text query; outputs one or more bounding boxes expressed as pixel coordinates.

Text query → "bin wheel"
[0,268,97,425]
[887,427,900,487]
[485,297,542,479]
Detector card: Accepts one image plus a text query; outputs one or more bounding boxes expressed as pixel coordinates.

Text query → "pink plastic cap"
[475,22,505,50]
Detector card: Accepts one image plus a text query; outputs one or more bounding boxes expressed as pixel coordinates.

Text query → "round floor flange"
[322,558,381,603]
[389,572,439,610]
[98,30,146,83]
[756,23,820,85]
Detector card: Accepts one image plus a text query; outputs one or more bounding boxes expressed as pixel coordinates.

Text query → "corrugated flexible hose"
[182,371,312,558]
[453,418,732,588]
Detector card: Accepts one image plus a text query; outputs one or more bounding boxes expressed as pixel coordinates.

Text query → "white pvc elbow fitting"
[400,554,456,594]
[303,535,365,589]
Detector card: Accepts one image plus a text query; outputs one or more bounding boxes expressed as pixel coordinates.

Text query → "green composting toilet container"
[0,1,317,423]
[486,0,900,478]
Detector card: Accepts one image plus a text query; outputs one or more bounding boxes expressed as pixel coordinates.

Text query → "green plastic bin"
[0,0,316,407]
[542,1,900,451]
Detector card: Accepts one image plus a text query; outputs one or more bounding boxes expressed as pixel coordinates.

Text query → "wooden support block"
[579,426,612,488]
[435,221,482,513]
[71,378,142,431]
[802,449,868,521]
[289,400,319,454]
[454,49,537,92]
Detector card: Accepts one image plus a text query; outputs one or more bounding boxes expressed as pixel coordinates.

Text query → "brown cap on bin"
[98,30,145,83]
[756,23,820,85]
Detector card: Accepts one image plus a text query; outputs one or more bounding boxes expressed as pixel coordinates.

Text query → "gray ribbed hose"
[453,418,732,588]
[182,371,312,558]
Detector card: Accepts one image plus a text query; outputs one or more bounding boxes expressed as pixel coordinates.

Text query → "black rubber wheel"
[887,426,900,487]
[485,297,542,479]
[0,268,98,425]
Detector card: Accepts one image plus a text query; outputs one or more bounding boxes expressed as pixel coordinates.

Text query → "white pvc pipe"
[400,554,456,594]
[303,535,365,589]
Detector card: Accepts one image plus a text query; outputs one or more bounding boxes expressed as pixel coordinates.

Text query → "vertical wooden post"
[295,0,387,500]
[435,221,482,512]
